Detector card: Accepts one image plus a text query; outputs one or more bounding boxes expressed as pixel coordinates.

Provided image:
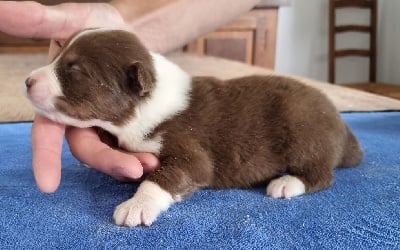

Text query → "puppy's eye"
[67,63,81,72]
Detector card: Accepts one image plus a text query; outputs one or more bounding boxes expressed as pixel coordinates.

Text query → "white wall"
[378,0,400,83]
[275,0,400,84]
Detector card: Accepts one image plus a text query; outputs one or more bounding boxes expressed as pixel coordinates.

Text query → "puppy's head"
[25,28,155,127]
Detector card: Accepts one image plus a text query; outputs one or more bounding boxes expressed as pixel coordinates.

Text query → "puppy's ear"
[126,62,155,97]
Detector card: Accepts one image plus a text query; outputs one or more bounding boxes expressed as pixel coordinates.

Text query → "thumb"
[0,1,60,39]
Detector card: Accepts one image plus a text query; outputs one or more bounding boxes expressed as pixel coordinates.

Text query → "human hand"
[0,1,159,192]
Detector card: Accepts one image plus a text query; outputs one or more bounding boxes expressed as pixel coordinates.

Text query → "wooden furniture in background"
[328,0,400,100]
[0,35,49,53]
[184,0,290,69]
[329,0,377,83]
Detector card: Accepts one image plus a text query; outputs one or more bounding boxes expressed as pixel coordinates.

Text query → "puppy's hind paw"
[266,175,305,199]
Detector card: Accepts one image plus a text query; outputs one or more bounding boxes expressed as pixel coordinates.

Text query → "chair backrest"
[328,0,377,83]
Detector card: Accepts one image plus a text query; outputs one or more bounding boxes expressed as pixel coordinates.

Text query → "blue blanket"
[0,112,399,249]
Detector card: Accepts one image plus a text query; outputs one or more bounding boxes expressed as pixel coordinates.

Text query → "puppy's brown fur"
[149,75,363,195]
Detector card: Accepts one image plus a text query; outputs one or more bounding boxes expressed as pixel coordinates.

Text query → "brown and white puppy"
[25,29,364,227]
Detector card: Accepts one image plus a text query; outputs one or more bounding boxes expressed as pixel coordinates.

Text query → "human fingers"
[0,1,125,40]
[0,1,62,39]
[94,128,160,176]
[127,152,160,174]
[66,127,158,181]
[31,115,66,193]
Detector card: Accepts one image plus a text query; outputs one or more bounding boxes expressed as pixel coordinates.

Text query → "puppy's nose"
[25,77,36,89]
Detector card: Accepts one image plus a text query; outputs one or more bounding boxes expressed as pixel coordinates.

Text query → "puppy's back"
[152,75,363,190]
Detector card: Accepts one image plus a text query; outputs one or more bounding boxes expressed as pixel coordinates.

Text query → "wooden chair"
[328,0,400,99]
[328,0,377,84]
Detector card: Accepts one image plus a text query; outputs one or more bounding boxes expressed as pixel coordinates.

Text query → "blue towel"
[0,112,399,249]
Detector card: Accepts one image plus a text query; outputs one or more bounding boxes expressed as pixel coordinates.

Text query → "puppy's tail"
[339,124,364,168]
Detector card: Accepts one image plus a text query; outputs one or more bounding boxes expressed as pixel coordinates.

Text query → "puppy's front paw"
[113,197,159,227]
[266,175,305,199]
[113,181,174,227]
